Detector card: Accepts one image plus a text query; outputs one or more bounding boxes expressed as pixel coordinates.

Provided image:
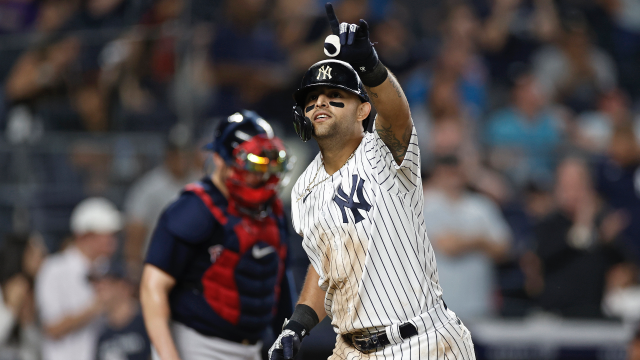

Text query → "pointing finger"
[325,3,340,35]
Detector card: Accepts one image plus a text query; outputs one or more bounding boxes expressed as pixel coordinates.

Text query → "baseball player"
[140,110,296,360]
[268,4,476,360]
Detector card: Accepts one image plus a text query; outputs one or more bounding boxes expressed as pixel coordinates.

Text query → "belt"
[343,322,418,354]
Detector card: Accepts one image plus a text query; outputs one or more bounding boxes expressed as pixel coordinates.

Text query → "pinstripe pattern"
[291,124,475,359]
[330,316,474,360]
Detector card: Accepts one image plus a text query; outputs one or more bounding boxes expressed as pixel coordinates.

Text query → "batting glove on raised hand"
[268,319,307,360]
[324,3,379,76]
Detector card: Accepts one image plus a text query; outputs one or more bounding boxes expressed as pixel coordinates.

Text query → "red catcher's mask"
[225,134,288,218]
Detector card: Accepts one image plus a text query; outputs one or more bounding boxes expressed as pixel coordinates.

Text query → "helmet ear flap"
[292,106,314,142]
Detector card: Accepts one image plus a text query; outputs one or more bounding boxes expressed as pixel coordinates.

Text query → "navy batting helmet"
[205,110,274,162]
[292,60,372,141]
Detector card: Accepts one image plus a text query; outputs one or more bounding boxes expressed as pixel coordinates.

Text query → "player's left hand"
[268,319,305,360]
[324,3,379,75]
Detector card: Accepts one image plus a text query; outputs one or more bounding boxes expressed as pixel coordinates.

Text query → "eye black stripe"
[329,101,345,108]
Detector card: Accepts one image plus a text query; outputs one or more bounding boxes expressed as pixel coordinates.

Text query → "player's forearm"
[143,313,181,360]
[140,266,182,360]
[365,71,410,124]
[366,71,413,164]
[297,265,327,323]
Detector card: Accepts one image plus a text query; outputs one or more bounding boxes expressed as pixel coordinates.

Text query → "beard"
[312,112,355,143]
[313,118,340,139]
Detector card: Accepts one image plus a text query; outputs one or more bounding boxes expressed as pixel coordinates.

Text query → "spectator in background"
[100,0,184,133]
[91,262,151,360]
[478,0,560,86]
[123,130,200,279]
[532,10,617,113]
[0,0,79,86]
[4,34,83,131]
[484,68,563,188]
[207,0,292,118]
[575,88,638,153]
[271,0,329,74]
[595,0,640,100]
[594,122,640,266]
[423,154,512,321]
[534,157,624,318]
[35,198,121,360]
[428,39,488,124]
[370,8,418,78]
[407,3,487,130]
[0,233,48,360]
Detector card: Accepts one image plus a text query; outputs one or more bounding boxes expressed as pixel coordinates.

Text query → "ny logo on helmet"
[317,65,332,80]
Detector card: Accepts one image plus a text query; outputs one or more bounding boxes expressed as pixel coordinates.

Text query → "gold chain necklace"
[296,150,356,202]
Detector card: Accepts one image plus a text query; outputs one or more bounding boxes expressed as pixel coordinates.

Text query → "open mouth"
[314,112,331,121]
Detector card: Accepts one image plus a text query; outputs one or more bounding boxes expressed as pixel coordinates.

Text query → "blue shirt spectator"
[484,73,562,187]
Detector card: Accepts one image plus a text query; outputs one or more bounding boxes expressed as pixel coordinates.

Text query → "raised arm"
[324,3,412,164]
[366,72,412,164]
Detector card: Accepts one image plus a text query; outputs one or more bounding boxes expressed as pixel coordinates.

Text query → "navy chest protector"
[184,182,288,330]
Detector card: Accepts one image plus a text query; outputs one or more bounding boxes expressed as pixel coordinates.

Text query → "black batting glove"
[325,3,380,76]
[268,319,308,360]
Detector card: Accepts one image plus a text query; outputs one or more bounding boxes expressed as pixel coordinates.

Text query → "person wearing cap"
[90,261,151,360]
[34,197,122,360]
[140,110,295,360]
[269,4,475,360]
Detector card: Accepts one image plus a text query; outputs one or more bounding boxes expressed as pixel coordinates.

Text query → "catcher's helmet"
[292,60,372,141]
[205,110,274,162]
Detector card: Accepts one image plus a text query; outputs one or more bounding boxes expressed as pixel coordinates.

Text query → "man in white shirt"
[35,197,121,360]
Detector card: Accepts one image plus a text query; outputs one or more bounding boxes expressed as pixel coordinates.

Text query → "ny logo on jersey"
[333,174,371,224]
[317,65,332,80]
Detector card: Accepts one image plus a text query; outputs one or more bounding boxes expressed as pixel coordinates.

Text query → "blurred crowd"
[1,0,640,359]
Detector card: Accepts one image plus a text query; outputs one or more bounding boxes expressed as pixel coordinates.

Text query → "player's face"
[304,86,362,140]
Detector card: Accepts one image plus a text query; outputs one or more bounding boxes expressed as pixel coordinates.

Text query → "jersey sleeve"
[369,121,421,193]
[144,193,219,278]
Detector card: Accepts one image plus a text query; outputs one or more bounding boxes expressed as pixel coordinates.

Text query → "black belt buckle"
[347,322,418,354]
[351,331,385,354]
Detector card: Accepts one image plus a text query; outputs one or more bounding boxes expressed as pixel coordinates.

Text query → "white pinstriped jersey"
[291,124,453,336]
